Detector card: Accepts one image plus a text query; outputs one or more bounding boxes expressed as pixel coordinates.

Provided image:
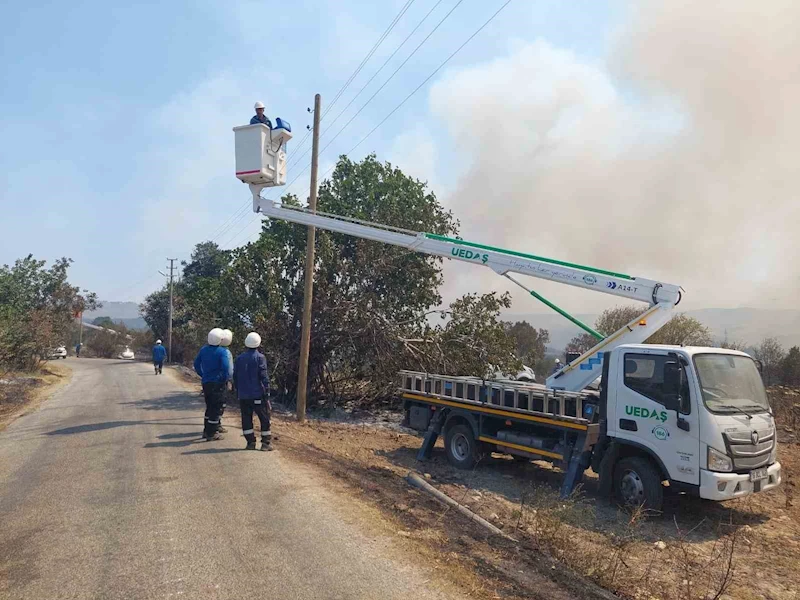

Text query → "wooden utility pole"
[296,93,321,422]
[167,258,176,363]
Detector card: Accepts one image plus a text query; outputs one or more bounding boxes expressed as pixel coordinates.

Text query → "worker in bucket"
[250,101,272,127]
[152,339,167,375]
[233,332,273,451]
[193,328,232,441]
[217,329,234,433]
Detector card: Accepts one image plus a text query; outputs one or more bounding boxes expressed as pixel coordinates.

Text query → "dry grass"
[263,407,799,600]
[0,361,72,431]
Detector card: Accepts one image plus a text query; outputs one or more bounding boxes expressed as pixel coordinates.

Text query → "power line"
[284,0,447,175]
[322,0,417,119]
[209,2,416,246]
[322,0,448,136]
[340,0,514,159]
[225,0,514,250]
[316,0,465,159]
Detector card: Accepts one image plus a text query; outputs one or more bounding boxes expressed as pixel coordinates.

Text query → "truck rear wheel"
[613,456,664,511]
[444,423,479,470]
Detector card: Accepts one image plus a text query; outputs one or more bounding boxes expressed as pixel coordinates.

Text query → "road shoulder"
[0,361,72,432]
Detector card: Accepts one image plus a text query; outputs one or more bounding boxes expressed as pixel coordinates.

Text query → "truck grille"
[723,427,774,471]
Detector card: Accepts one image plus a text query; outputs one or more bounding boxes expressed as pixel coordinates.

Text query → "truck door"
[613,350,700,486]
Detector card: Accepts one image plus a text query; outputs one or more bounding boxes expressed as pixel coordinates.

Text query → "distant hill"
[85,302,147,331]
[86,301,141,320]
[502,308,800,354]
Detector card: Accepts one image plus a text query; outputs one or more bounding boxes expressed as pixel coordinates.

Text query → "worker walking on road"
[217,329,234,433]
[75,342,82,358]
[152,339,167,375]
[193,328,232,441]
[234,332,273,451]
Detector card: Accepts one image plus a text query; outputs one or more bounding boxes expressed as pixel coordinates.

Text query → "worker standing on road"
[250,101,272,127]
[233,332,273,451]
[217,329,234,433]
[193,328,232,441]
[152,339,167,375]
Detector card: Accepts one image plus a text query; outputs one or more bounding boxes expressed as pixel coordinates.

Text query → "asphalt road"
[0,359,470,599]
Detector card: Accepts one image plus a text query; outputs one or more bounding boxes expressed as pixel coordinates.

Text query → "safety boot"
[245,441,257,451]
[259,441,274,452]
[205,432,224,441]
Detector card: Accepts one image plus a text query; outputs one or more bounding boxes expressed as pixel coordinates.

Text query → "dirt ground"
[170,366,799,600]
[0,361,72,431]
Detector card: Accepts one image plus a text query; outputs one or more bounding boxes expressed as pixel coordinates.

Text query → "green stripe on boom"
[424,233,633,280]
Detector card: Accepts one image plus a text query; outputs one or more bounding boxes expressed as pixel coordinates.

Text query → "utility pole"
[296,93,321,423]
[167,258,176,363]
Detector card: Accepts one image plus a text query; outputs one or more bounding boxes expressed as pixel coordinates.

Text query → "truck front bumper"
[699,462,781,501]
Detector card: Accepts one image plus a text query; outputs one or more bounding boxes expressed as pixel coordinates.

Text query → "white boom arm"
[250,189,682,392]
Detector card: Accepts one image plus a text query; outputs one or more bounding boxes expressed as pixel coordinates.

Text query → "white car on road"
[48,346,67,360]
[119,347,135,360]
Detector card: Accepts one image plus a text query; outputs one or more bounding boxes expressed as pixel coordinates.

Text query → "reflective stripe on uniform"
[262,430,271,436]
[254,400,262,404]
[207,420,219,424]
[242,429,254,434]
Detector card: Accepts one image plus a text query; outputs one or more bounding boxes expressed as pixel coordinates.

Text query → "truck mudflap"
[699,463,782,501]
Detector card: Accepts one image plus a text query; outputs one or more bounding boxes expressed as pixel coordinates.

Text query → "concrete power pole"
[167,258,176,363]
[296,93,321,423]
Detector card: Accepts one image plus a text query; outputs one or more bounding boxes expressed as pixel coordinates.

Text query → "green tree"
[781,346,800,386]
[0,255,98,371]
[92,316,116,328]
[566,306,712,354]
[503,321,550,365]
[754,337,786,386]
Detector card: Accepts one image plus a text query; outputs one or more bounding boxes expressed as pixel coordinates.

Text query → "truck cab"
[603,344,781,505]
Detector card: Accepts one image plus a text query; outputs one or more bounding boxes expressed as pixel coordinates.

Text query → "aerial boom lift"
[231,123,782,507]
[232,122,681,392]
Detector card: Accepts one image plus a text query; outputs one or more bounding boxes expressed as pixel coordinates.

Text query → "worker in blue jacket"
[250,101,272,127]
[152,339,167,375]
[233,332,273,451]
[193,328,233,441]
[216,329,234,433]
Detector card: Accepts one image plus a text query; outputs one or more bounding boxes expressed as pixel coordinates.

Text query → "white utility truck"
[232,125,781,510]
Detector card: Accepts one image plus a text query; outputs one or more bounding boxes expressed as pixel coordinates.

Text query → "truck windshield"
[693,354,770,414]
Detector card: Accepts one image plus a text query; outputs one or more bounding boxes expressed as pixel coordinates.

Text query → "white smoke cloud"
[426,0,800,313]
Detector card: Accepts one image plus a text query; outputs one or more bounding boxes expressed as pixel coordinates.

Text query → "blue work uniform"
[234,348,272,446]
[193,345,232,438]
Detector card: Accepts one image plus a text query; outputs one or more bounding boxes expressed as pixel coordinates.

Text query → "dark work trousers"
[241,397,271,444]
[202,382,225,438]
[154,360,163,374]
[217,387,230,432]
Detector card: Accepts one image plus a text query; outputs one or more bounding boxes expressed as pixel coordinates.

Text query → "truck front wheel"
[444,423,480,470]
[613,456,664,511]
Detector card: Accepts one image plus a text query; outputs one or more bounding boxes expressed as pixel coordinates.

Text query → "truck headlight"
[770,441,778,464]
[707,447,733,472]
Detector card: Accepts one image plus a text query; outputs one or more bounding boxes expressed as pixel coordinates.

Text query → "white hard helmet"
[245,332,261,349]
[155,339,162,345]
[555,358,561,364]
[220,329,233,347]
[207,328,224,346]
[254,101,265,110]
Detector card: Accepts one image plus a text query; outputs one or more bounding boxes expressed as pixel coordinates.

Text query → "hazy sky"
[2,1,797,317]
